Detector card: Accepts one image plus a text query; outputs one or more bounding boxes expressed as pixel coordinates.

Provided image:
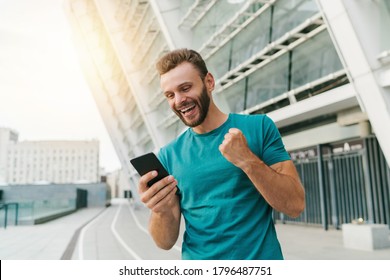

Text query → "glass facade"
[271,0,318,41]
[246,53,289,110]
[197,0,344,114]
[191,1,246,50]
[290,31,343,89]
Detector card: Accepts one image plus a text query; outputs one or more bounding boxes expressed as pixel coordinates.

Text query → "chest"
[171,130,261,204]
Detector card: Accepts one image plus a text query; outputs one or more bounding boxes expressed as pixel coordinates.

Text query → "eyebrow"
[163,81,192,95]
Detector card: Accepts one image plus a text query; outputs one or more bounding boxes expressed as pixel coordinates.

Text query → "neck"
[192,104,228,134]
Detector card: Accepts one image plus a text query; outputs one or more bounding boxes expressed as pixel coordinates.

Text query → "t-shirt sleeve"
[157,148,173,176]
[157,147,182,196]
[261,115,290,166]
[157,149,167,170]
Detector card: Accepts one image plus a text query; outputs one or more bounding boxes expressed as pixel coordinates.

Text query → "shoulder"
[162,129,191,150]
[158,129,191,159]
[230,113,269,121]
[157,129,192,172]
[230,113,273,129]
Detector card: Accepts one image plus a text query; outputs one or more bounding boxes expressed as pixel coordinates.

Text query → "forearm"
[219,127,304,217]
[240,154,305,218]
[149,196,181,250]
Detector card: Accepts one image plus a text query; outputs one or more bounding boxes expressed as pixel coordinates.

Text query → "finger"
[138,170,158,193]
[228,128,247,144]
[140,175,175,203]
[151,186,178,213]
[221,139,229,146]
[219,143,227,155]
[224,132,232,140]
[150,175,175,193]
[147,180,177,210]
[228,128,242,134]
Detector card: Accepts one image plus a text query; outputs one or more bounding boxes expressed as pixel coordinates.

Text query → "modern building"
[105,168,132,199]
[0,128,19,184]
[65,0,390,229]
[0,128,100,185]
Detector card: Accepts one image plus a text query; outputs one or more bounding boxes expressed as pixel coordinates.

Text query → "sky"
[0,0,121,172]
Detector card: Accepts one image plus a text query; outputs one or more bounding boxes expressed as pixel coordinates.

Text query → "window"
[246,53,289,109]
[291,31,343,89]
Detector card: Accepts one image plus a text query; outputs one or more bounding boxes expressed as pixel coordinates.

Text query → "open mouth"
[179,104,196,116]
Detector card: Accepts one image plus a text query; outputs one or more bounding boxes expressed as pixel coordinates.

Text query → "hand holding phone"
[130,152,170,187]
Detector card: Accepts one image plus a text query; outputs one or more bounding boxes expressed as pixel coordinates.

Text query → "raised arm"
[219,128,305,218]
[138,171,181,249]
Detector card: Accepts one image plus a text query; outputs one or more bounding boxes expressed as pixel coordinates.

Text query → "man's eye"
[182,86,190,92]
[165,93,174,99]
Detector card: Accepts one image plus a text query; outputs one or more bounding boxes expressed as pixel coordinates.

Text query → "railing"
[0,199,76,227]
[275,136,390,230]
[0,203,19,229]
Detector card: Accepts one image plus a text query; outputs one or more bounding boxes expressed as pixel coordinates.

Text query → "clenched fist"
[219,128,255,168]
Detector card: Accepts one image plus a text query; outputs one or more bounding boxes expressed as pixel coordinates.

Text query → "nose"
[174,93,187,106]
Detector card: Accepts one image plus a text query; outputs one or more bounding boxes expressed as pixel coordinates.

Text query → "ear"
[204,72,215,92]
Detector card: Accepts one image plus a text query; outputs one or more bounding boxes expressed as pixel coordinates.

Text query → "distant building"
[0,127,19,184]
[0,127,100,185]
[105,168,133,199]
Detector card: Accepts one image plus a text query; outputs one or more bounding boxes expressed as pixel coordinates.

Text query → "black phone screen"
[130,152,170,187]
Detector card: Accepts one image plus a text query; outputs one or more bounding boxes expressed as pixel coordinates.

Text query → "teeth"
[180,105,195,113]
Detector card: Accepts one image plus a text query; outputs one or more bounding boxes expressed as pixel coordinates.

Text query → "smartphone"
[130,152,170,187]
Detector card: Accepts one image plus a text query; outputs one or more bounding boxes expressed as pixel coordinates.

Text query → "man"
[138,48,305,260]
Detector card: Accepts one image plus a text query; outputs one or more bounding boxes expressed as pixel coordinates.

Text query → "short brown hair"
[156,48,208,80]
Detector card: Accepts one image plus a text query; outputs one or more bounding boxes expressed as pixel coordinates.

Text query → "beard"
[173,84,210,127]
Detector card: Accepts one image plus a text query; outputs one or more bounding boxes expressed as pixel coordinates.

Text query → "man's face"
[160,62,211,127]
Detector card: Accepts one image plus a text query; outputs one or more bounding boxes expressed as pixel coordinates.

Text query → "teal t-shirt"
[158,113,290,260]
